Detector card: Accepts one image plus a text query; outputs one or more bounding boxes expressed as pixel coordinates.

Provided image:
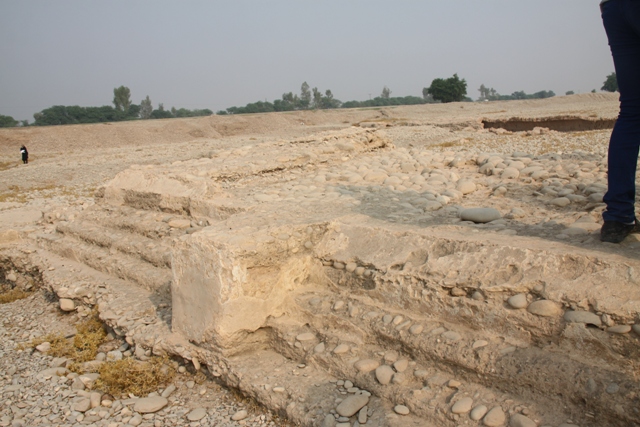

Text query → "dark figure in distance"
[600,0,640,243]
[20,145,28,164]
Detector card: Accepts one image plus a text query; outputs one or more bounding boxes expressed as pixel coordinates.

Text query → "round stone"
[394,405,410,415]
[527,300,562,317]
[510,413,536,427]
[501,167,520,179]
[354,359,380,373]
[451,397,473,414]
[507,294,528,309]
[470,405,488,421]
[393,359,409,373]
[564,310,602,326]
[550,197,571,207]
[73,398,91,413]
[375,365,394,385]
[336,395,369,417]
[457,180,477,195]
[460,208,501,223]
[483,406,506,426]
[314,342,326,353]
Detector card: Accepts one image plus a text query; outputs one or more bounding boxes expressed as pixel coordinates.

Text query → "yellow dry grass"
[95,357,175,397]
[0,289,32,304]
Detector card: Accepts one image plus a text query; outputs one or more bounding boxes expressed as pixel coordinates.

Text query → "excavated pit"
[482,116,616,132]
[2,97,639,427]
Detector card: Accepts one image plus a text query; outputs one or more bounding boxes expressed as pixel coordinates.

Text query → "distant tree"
[299,82,311,109]
[381,86,391,99]
[531,90,555,99]
[601,72,618,92]
[0,115,18,127]
[113,86,132,112]
[140,96,153,119]
[20,120,29,127]
[312,87,323,109]
[565,90,575,95]
[150,103,173,119]
[321,89,341,109]
[127,104,141,119]
[591,89,597,93]
[425,74,467,103]
[478,84,489,101]
[274,92,298,111]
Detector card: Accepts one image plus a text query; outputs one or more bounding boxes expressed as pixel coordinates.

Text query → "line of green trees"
[0,73,619,127]
[0,86,212,127]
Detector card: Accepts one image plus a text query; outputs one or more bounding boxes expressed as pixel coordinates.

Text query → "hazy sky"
[1,1,614,122]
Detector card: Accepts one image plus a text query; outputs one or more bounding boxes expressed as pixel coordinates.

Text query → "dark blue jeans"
[602,0,640,223]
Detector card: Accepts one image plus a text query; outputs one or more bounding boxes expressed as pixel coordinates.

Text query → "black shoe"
[600,218,640,243]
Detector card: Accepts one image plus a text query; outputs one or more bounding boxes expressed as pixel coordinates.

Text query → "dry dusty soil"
[1,93,639,427]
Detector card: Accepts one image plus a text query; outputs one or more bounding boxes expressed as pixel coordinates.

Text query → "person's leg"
[602,0,640,226]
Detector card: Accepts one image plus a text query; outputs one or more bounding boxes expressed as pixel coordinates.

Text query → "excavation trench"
[482,116,616,132]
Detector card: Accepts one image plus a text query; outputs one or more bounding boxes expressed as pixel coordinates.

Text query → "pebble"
[187,407,207,421]
[35,342,51,353]
[451,397,473,414]
[359,406,368,424]
[510,413,537,427]
[73,398,91,413]
[393,359,409,372]
[231,409,248,421]
[409,324,424,334]
[355,359,380,373]
[460,208,501,223]
[470,404,488,421]
[133,396,168,413]
[457,180,477,194]
[315,342,326,353]
[550,197,571,207]
[563,310,602,326]
[608,325,631,334]
[507,294,528,309]
[323,414,337,427]
[375,365,394,385]
[527,300,562,317]
[633,324,640,336]
[296,332,316,341]
[336,395,369,417]
[473,340,489,349]
[394,405,410,415]
[333,344,350,354]
[59,298,75,311]
[483,406,506,426]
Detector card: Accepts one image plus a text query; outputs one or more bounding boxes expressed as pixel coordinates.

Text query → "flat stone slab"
[133,396,168,413]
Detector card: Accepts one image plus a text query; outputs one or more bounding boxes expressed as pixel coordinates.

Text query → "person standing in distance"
[600,0,640,243]
[20,145,28,164]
